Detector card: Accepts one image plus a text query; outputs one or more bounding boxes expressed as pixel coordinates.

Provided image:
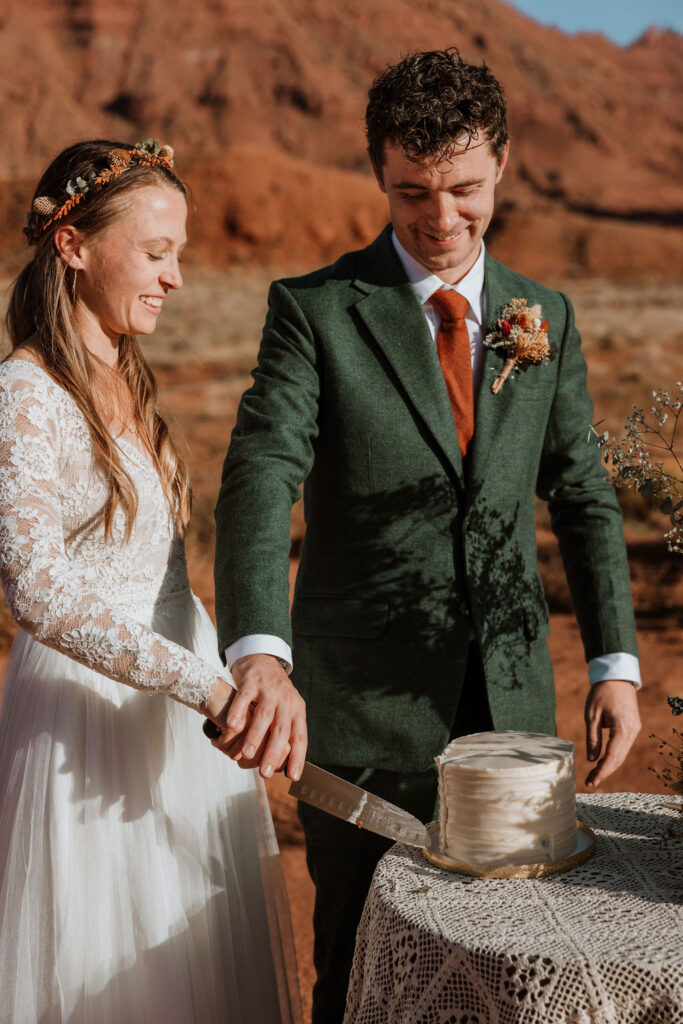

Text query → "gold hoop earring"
[71,269,78,302]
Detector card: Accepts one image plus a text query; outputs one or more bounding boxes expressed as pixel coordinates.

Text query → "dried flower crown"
[484,298,553,393]
[24,138,175,244]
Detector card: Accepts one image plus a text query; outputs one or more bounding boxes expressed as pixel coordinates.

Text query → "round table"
[344,793,683,1024]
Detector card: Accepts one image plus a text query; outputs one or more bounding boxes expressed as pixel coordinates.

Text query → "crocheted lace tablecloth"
[344,792,683,1024]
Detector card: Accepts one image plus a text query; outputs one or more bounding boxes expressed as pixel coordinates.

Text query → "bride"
[0,139,304,1023]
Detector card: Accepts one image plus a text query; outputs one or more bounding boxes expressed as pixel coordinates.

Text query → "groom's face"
[375,136,509,285]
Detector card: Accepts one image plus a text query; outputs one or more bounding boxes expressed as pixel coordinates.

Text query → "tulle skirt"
[0,594,300,1024]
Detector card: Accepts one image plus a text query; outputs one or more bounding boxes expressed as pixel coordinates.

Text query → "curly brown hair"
[366,47,508,173]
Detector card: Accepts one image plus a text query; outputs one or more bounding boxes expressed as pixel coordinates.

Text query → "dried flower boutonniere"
[484,298,552,394]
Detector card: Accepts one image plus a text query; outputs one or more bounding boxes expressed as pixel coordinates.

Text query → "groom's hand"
[227,653,307,781]
[584,679,641,788]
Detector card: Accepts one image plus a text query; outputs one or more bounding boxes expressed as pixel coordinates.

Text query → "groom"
[214,48,641,1022]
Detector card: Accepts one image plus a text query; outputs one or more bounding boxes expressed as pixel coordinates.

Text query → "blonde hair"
[6,140,191,541]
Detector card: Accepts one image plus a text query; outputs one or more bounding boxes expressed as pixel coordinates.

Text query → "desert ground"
[0,268,681,1021]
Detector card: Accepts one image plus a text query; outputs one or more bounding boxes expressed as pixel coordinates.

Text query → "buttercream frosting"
[436,731,576,866]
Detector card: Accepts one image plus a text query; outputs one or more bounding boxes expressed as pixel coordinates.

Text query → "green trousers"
[298,643,493,1024]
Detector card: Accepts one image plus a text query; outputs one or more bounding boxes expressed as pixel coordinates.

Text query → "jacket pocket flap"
[293,598,388,638]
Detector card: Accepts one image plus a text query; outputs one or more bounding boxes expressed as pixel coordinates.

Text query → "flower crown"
[24,138,175,245]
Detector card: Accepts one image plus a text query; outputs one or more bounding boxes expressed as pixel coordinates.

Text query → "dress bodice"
[0,359,218,709]
[54,401,190,618]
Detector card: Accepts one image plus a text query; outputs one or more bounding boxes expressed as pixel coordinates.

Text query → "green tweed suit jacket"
[214,225,637,773]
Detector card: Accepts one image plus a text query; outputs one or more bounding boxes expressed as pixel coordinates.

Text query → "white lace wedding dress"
[0,360,300,1024]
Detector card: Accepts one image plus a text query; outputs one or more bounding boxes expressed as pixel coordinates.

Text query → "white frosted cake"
[436,731,576,867]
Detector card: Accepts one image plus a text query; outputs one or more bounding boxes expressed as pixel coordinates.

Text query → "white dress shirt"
[226,233,641,689]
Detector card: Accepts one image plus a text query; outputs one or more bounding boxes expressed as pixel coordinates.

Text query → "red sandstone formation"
[0,0,681,278]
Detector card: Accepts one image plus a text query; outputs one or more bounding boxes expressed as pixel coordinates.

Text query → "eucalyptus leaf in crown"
[24,139,176,244]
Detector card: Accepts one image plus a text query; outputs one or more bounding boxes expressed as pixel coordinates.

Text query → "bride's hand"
[201,677,244,750]
[225,733,292,773]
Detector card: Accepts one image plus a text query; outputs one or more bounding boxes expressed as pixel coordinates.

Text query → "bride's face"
[74,183,187,341]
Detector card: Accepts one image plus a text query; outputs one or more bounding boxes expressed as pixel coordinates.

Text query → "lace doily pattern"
[0,361,219,709]
[345,792,683,1024]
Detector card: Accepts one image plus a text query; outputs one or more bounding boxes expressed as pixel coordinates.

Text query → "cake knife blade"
[202,719,429,848]
[288,762,431,849]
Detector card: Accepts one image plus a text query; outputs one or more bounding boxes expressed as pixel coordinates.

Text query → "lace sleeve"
[0,368,220,710]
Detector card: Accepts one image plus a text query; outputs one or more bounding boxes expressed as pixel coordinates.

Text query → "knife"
[289,761,430,848]
[202,719,429,848]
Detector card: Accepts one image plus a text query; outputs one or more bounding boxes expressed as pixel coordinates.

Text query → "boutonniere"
[484,299,552,394]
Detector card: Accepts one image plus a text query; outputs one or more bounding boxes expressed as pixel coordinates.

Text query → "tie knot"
[429,288,469,322]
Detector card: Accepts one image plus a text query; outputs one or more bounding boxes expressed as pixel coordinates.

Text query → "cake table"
[343,793,683,1024]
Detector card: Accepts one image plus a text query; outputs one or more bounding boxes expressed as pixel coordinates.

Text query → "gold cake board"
[423,820,595,879]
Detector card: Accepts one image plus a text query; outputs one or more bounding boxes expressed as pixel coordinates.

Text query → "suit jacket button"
[458,600,470,617]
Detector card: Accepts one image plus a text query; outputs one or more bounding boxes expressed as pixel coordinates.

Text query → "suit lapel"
[467,253,517,499]
[351,228,465,488]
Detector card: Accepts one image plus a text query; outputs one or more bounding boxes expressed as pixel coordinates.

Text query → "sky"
[507,0,682,46]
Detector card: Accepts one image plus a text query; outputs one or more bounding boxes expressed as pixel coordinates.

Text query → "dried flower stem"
[592,383,683,553]
[492,357,516,394]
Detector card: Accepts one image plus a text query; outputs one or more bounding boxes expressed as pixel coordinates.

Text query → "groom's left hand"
[226,653,307,781]
[584,678,641,788]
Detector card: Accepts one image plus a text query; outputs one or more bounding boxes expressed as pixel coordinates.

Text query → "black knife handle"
[202,686,239,742]
[203,719,221,740]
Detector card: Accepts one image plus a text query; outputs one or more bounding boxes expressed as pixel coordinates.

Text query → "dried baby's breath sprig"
[484,298,552,394]
[591,382,683,554]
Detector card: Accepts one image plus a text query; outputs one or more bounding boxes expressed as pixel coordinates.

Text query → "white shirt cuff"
[225,634,293,674]
[588,653,641,689]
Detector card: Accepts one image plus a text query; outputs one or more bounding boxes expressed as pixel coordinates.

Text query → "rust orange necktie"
[429,288,474,458]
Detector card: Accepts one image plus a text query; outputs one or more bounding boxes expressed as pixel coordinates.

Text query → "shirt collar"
[391,230,486,324]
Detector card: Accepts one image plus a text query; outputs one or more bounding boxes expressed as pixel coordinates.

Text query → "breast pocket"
[292,597,388,638]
